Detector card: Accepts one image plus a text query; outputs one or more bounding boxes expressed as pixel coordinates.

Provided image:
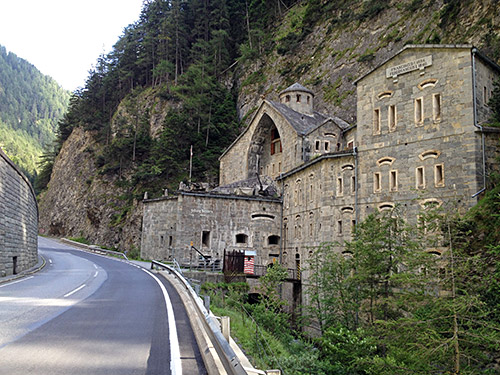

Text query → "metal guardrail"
[151,260,248,375]
[60,238,129,260]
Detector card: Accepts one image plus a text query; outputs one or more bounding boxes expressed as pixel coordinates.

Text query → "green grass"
[211,304,290,370]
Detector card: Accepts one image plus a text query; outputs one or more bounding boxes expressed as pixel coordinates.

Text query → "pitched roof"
[353,44,500,85]
[268,100,350,135]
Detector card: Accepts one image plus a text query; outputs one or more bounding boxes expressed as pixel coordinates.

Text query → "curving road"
[0,237,206,375]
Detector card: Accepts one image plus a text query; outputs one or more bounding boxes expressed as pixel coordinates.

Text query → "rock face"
[38,127,143,251]
[236,0,500,125]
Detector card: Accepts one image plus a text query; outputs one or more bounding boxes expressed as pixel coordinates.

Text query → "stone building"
[141,45,500,310]
[0,148,38,277]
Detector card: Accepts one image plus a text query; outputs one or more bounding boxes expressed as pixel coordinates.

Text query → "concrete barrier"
[152,260,266,375]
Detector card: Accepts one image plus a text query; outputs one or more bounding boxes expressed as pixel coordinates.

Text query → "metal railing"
[60,238,128,260]
[252,265,300,281]
[150,259,248,375]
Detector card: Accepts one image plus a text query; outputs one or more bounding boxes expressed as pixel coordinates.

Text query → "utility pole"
[189,145,193,182]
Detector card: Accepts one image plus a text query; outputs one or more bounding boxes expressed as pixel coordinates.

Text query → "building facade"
[141,45,500,309]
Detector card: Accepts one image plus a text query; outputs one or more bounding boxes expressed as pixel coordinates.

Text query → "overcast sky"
[0,0,145,91]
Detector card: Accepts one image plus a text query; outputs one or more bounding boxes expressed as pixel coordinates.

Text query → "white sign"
[190,208,213,214]
[386,55,432,78]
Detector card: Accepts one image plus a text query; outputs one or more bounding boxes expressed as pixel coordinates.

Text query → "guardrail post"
[203,295,210,310]
[221,316,230,342]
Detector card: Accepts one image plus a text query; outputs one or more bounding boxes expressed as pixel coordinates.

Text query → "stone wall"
[141,192,282,266]
[0,148,38,277]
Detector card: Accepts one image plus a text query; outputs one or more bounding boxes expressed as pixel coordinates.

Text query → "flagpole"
[189,145,193,182]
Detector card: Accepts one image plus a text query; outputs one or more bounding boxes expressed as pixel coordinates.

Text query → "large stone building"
[142,45,500,309]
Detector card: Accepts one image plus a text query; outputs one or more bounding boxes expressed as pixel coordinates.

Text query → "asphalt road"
[0,237,206,375]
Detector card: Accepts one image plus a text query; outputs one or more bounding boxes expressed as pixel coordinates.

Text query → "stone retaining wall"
[0,148,38,277]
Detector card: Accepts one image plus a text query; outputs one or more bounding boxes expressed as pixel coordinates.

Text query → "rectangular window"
[433,93,441,121]
[315,140,320,152]
[416,166,425,189]
[169,236,173,247]
[484,86,488,105]
[351,220,356,232]
[390,170,397,191]
[347,140,354,149]
[415,98,423,124]
[374,172,381,192]
[202,231,210,247]
[351,175,356,194]
[435,164,444,187]
[373,108,381,134]
[337,220,343,235]
[324,141,330,152]
[388,104,397,131]
[309,184,314,202]
[337,177,343,196]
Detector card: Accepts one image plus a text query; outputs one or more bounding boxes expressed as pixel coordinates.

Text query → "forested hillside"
[0,46,70,181]
[38,0,500,251]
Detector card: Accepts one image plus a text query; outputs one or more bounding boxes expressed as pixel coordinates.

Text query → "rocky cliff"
[236,0,500,122]
[38,0,500,253]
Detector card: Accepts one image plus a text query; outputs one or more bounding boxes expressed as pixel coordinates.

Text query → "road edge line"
[141,268,182,375]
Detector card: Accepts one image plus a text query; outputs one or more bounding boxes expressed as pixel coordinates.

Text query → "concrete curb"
[160,272,229,375]
[0,254,46,286]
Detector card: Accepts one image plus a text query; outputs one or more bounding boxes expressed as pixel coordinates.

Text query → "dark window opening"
[251,213,275,220]
[268,235,280,245]
[236,233,248,244]
[202,231,210,247]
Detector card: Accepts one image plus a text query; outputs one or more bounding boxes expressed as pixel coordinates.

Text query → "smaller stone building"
[0,148,38,277]
[141,185,282,268]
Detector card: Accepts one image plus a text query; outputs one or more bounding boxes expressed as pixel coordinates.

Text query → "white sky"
[0,0,145,91]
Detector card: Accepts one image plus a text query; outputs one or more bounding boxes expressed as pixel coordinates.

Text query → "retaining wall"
[0,148,38,277]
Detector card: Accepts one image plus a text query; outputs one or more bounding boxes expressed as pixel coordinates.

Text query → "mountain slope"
[0,45,70,180]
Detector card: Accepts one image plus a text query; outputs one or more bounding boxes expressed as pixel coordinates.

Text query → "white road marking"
[49,259,53,264]
[93,271,98,278]
[141,268,182,375]
[64,284,86,298]
[0,276,34,288]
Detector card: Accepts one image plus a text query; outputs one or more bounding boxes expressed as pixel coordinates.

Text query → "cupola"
[279,83,314,115]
